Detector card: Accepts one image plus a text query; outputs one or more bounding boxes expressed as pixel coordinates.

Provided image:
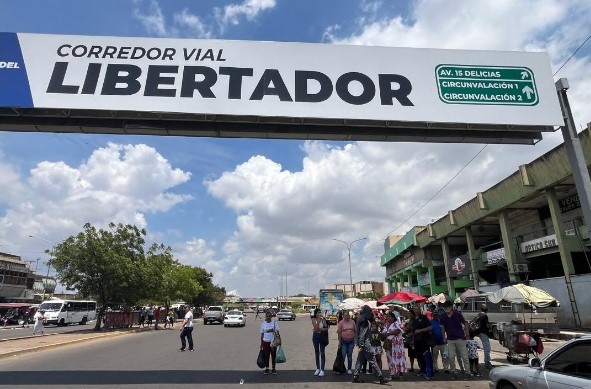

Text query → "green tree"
[51,222,151,330]
[190,267,226,306]
[154,260,203,313]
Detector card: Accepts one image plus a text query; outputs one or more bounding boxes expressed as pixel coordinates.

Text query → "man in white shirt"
[179,306,194,352]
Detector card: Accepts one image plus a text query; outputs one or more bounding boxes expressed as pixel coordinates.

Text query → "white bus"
[39,299,97,326]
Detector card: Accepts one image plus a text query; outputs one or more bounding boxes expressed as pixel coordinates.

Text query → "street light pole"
[333,237,367,298]
[28,235,56,300]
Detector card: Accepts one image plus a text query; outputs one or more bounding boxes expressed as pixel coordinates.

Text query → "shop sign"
[520,234,558,253]
[485,248,506,265]
[447,253,472,277]
[559,194,580,213]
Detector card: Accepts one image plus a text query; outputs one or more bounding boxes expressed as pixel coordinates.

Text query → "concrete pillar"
[428,266,436,296]
[546,186,581,327]
[441,238,453,297]
[498,210,519,282]
[465,227,480,291]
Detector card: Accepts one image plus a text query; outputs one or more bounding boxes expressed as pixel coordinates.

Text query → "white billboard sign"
[1,32,563,127]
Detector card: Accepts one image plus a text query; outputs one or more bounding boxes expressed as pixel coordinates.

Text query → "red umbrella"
[378,291,427,304]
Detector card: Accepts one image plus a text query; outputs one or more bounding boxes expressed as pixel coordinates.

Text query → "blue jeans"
[478,333,491,365]
[312,333,326,370]
[341,339,355,370]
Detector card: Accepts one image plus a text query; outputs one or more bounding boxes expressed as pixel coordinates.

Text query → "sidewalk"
[546,329,591,340]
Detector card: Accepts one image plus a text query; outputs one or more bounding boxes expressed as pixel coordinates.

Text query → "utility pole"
[333,237,367,298]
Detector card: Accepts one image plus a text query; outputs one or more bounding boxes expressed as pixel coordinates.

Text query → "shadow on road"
[0,370,490,385]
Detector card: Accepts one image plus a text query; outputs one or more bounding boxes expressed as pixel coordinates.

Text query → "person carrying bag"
[259,310,280,375]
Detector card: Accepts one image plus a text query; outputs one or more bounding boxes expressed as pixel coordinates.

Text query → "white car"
[489,335,591,389]
[223,310,246,327]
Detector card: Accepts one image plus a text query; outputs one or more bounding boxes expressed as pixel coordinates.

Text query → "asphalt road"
[0,315,563,389]
[0,321,97,339]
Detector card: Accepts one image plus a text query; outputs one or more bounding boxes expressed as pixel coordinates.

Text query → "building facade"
[0,252,56,302]
[382,126,591,328]
[325,280,385,298]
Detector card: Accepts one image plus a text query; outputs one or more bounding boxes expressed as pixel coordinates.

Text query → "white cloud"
[173,8,213,39]
[215,0,276,29]
[133,0,276,38]
[0,143,192,258]
[133,0,168,37]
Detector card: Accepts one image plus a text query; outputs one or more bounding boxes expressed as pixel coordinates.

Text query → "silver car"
[489,335,591,389]
[276,309,296,321]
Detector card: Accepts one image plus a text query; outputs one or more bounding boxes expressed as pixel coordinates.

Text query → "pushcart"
[498,321,543,364]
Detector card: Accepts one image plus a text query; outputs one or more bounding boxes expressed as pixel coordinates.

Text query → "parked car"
[488,335,591,389]
[223,310,246,327]
[203,305,224,325]
[276,309,296,321]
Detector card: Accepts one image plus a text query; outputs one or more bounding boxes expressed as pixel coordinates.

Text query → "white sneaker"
[314,369,320,376]
[319,370,325,377]
[347,369,353,374]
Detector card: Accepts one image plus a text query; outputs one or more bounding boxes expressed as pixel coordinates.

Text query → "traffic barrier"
[104,312,134,329]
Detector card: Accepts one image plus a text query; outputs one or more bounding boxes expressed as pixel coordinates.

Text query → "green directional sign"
[436,65,538,106]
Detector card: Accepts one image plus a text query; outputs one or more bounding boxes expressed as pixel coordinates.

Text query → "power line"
[554,33,591,76]
[366,144,488,250]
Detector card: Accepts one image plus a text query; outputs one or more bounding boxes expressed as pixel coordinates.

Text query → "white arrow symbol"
[521,71,529,79]
[522,85,534,98]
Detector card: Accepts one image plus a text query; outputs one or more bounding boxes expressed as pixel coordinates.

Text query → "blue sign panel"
[0,32,33,108]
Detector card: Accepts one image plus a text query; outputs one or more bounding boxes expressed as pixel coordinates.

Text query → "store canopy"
[459,289,482,302]
[487,284,560,308]
[365,300,388,310]
[378,291,427,304]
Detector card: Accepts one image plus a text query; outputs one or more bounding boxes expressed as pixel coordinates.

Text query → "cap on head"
[442,300,453,308]
[481,304,488,312]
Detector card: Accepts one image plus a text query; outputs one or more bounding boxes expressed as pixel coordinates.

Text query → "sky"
[0,0,590,298]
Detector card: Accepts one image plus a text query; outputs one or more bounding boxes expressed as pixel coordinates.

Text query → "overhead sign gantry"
[0,32,563,144]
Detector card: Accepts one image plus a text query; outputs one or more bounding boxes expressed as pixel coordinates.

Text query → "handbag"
[276,345,286,363]
[271,322,282,348]
[320,331,329,346]
[256,349,265,368]
[332,346,346,374]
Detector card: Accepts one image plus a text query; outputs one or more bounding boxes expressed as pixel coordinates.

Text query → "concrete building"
[0,252,56,302]
[382,126,591,328]
[325,280,385,298]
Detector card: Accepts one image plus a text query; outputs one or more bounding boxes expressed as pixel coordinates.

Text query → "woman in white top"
[311,308,329,377]
[260,310,280,375]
